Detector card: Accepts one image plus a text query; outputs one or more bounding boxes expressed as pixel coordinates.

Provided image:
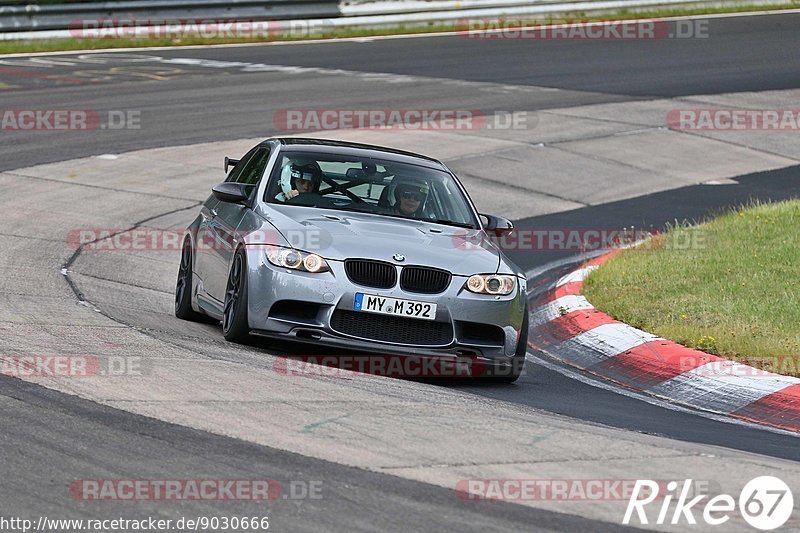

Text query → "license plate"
[354,293,437,320]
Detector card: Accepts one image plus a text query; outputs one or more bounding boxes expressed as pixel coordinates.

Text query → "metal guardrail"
[0,0,342,32]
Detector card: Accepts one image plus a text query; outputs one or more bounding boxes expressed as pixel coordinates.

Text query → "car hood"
[258,204,501,276]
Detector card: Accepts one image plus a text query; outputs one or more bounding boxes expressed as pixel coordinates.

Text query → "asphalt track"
[1,11,800,531]
[3,374,633,533]
[2,11,800,170]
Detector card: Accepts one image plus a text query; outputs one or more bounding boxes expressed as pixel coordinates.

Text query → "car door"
[195,147,258,303]
[205,146,272,301]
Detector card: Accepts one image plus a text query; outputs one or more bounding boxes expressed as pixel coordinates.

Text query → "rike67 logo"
[623,476,793,530]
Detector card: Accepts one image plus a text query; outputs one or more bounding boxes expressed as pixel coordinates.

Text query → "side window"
[225,147,259,183]
[235,147,271,187]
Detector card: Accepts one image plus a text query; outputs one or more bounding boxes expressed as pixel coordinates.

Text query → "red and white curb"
[528,252,800,433]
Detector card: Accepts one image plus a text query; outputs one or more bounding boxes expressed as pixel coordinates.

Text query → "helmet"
[290,163,322,189]
[280,160,322,194]
[392,178,430,217]
[393,178,430,204]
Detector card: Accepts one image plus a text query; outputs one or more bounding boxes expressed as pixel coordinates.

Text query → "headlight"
[465,274,516,295]
[265,245,329,273]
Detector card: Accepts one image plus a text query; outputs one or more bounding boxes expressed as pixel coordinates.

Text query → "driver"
[392,179,429,218]
[276,162,322,202]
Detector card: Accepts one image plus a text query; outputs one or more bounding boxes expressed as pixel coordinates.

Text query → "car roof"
[262,137,448,171]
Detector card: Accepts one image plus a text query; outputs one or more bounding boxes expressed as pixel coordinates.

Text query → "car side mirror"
[481,214,514,237]
[224,156,240,174]
[212,182,250,206]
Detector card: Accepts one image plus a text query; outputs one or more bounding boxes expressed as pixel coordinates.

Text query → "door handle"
[210,209,218,218]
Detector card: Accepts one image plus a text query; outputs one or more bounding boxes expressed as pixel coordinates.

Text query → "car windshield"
[265,150,478,228]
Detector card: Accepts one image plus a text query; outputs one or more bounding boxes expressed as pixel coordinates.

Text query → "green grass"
[583,200,800,376]
[1,2,800,55]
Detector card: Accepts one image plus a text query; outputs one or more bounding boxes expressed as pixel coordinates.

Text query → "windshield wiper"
[326,207,477,229]
[332,204,377,214]
[375,213,477,229]
[426,218,477,229]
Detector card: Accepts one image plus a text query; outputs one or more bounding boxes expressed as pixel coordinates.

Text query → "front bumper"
[244,247,526,361]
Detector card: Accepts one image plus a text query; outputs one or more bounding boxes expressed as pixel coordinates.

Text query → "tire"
[222,248,251,343]
[482,307,529,383]
[175,240,204,322]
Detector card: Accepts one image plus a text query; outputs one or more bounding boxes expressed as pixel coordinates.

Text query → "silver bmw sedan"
[175,138,528,381]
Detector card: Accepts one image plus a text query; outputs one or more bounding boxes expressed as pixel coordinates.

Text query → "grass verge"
[583,200,800,376]
[1,3,799,55]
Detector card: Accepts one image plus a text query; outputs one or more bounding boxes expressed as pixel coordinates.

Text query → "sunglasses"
[401,191,425,201]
